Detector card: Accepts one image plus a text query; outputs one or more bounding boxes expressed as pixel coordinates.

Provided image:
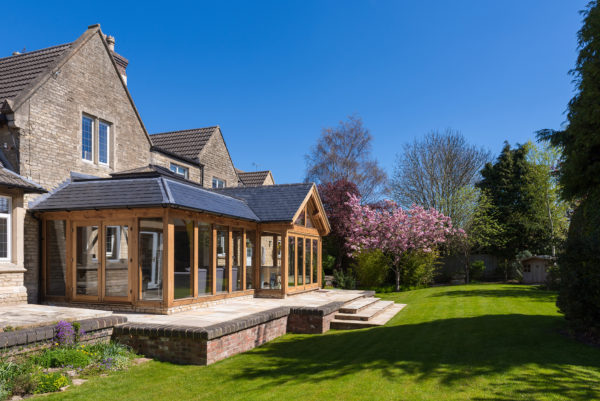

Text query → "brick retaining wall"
[0,316,127,358]
[287,301,345,334]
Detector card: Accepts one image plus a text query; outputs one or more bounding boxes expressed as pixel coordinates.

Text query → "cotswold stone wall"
[198,129,239,188]
[150,151,203,185]
[8,31,153,302]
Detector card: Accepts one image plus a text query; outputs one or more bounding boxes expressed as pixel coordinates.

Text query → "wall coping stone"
[289,301,346,317]
[0,315,127,348]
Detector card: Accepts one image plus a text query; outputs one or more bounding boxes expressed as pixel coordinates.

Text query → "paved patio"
[0,304,112,331]
[119,289,370,327]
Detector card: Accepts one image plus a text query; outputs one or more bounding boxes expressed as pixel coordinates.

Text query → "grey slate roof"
[213,183,314,222]
[150,127,218,162]
[30,167,316,223]
[237,170,272,187]
[30,174,258,221]
[0,166,46,192]
[0,43,71,101]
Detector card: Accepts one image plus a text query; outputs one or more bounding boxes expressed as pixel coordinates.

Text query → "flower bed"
[0,321,138,399]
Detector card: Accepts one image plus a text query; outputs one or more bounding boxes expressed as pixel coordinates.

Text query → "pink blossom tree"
[345,194,463,291]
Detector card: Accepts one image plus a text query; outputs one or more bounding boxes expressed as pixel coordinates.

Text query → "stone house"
[0,25,329,312]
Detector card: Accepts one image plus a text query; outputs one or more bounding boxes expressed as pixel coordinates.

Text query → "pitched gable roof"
[237,170,273,186]
[150,127,218,162]
[0,43,72,102]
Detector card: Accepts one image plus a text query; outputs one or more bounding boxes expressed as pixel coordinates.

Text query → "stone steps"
[330,301,406,330]
[338,296,382,314]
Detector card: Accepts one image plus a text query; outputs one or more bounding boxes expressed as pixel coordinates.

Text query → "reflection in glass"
[105,225,129,297]
[297,237,304,285]
[288,236,295,287]
[173,219,193,299]
[198,223,212,295]
[232,230,243,291]
[260,233,281,289]
[46,220,66,296]
[305,238,311,284]
[313,239,319,286]
[76,226,99,296]
[246,231,255,289]
[216,226,229,292]
[139,219,163,301]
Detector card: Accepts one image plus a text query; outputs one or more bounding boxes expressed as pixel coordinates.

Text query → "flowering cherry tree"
[345,194,463,291]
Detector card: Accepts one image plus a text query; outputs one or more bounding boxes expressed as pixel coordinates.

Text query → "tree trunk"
[395,269,401,292]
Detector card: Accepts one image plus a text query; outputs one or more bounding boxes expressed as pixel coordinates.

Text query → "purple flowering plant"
[54,320,76,347]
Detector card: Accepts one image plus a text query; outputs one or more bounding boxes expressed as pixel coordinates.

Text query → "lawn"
[47,284,600,401]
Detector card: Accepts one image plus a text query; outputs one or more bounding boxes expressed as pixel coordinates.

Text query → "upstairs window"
[82,116,94,161]
[170,163,189,179]
[99,121,110,165]
[212,177,225,188]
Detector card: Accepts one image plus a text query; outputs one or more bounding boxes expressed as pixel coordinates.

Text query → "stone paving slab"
[0,304,113,331]
[119,289,370,328]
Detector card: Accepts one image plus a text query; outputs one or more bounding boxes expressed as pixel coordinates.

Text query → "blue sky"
[3,1,588,184]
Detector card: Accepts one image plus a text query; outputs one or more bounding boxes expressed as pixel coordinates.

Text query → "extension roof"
[150,127,218,163]
[30,166,324,227]
[236,170,273,187]
[0,149,45,193]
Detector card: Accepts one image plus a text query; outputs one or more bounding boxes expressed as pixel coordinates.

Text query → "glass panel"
[246,231,255,289]
[0,218,7,259]
[173,219,193,299]
[295,210,305,226]
[305,238,311,284]
[0,197,9,214]
[82,116,93,161]
[216,226,229,293]
[232,230,243,291]
[46,220,66,296]
[288,236,295,287]
[306,211,315,228]
[297,238,304,285]
[313,239,319,286]
[198,222,212,295]
[99,122,109,164]
[260,233,282,289]
[105,225,128,297]
[76,226,99,296]
[140,219,163,301]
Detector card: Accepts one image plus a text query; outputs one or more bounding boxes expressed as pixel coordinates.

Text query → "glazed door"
[103,222,132,302]
[73,222,102,301]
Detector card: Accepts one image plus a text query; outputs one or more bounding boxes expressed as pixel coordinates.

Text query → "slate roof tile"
[150,127,217,162]
[237,170,272,186]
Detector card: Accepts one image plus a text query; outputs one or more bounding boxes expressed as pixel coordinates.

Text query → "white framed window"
[82,116,94,162]
[0,196,11,262]
[170,163,189,179]
[98,121,110,165]
[212,177,225,188]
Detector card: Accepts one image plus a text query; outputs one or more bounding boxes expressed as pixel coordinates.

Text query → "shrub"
[322,254,336,274]
[34,347,91,368]
[398,251,439,289]
[470,260,486,281]
[34,372,69,394]
[333,269,356,289]
[55,320,76,346]
[354,250,389,288]
[10,373,39,397]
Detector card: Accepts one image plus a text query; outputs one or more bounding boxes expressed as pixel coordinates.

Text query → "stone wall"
[198,128,239,188]
[150,150,203,184]
[7,29,153,303]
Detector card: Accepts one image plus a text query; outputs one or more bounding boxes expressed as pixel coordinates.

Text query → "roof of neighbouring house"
[150,127,219,162]
[0,43,72,102]
[29,166,319,224]
[236,170,274,187]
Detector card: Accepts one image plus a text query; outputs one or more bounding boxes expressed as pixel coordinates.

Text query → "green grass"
[46,284,600,401]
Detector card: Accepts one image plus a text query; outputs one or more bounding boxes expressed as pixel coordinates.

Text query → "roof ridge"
[217,182,312,189]
[0,42,72,62]
[150,126,219,136]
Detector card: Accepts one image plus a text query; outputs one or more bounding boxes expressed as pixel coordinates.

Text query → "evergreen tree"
[538,1,600,337]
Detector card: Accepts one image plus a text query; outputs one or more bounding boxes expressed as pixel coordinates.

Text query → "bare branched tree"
[391,129,492,227]
[305,115,387,202]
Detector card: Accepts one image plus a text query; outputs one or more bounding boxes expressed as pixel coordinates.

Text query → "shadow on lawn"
[428,285,556,303]
[235,314,600,400]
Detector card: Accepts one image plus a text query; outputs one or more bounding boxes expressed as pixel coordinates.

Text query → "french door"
[73,220,132,303]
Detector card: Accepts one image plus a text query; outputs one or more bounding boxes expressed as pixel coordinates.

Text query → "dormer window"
[170,163,189,179]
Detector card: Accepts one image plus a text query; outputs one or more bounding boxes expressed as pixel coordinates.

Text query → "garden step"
[335,300,395,321]
[330,303,406,330]
[339,296,381,314]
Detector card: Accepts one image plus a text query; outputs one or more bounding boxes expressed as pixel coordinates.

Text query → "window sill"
[0,263,25,273]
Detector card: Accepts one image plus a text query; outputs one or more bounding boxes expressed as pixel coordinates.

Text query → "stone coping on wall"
[115,306,291,341]
[0,316,127,348]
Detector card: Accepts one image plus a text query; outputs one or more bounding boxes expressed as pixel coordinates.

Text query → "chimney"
[106,35,115,52]
[12,51,20,56]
